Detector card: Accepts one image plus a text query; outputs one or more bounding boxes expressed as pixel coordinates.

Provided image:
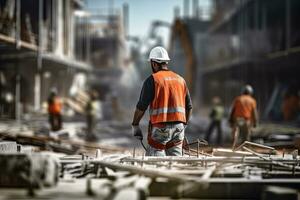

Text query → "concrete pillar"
[34,73,41,111]
[69,3,75,58]
[35,0,43,111]
[64,0,73,57]
[192,0,199,18]
[286,0,290,51]
[15,74,21,121]
[122,3,129,37]
[174,6,180,19]
[55,0,64,56]
[184,0,190,17]
[15,0,21,49]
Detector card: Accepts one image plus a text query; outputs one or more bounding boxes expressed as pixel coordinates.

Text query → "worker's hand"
[132,125,143,140]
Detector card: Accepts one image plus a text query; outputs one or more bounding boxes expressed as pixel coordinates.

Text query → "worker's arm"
[133,75,154,124]
[131,108,145,126]
[186,108,192,124]
[132,76,154,139]
[252,108,258,127]
[185,88,193,124]
[229,101,236,127]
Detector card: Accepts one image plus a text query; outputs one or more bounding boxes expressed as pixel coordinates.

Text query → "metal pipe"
[87,159,204,184]
[120,156,300,164]
[286,0,290,51]
[59,155,300,165]
[15,0,21,49]
[242,147,300,171]
[35,0,43,111]
[235,141,275,151]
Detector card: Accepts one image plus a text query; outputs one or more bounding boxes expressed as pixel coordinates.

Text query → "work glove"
[132,125,143,140]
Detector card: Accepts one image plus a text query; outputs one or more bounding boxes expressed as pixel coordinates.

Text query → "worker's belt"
[147,122,183,150]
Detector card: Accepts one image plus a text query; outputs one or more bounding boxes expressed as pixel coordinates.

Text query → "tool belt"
[147,122,183,150]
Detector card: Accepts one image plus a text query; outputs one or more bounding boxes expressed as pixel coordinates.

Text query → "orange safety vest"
[48,97,62,114]
[149,70,187,124]
[232,94,256,120]
[147,70,187,150]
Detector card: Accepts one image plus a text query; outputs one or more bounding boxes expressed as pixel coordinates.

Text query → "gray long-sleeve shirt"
[136,72,193,111]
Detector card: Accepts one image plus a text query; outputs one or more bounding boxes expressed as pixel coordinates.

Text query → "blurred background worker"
[85,90,99,141]
[131,46,193,156]
[282,87,300,121]
[229,85,258,149]
[205,96,224,145]
[47,88,63,131]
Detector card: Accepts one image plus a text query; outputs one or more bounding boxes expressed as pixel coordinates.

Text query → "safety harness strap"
[166,140,183,149]
[147,133,183,150]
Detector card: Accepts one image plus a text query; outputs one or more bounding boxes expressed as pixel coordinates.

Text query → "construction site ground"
[1,116,300,200]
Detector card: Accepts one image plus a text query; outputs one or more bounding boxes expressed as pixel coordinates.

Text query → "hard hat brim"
[148,58,170,62]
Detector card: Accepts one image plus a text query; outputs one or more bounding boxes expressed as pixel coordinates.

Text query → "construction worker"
[131,46,193,156]
[282,88,300,121]
[86,90,98,141]
[229,85,258,149]
[205,96,224,145]
[47,88,63,131]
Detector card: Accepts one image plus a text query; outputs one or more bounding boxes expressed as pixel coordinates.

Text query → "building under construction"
[0,0,91,118]
[169,0,300,122]
[201,0,300,122]
[0,0,128,119]
[0,0,299,199]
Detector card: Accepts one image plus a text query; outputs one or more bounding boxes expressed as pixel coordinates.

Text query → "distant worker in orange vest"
[229,85,258,149]
[48,88,63,131]
[282,89,300,121]
[132,46,193,156]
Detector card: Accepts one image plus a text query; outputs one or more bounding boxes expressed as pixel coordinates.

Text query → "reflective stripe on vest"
[149,106,185,116]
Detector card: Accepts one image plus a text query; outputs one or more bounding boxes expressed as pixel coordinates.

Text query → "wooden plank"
[213,148,253,157]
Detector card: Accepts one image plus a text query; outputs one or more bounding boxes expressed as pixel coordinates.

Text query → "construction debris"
[0,138,299,199]
[213,148,252,156]
[57,151,300,199]
[0,0,299,199]
[0,130,129,155]
[0,153,59,189]
[0,141,17,153]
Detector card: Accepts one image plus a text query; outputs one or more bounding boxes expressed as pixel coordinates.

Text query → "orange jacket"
[48,97,62,114]
[282,95,300,121]
[149,70,187,124]
[231,94,256,120]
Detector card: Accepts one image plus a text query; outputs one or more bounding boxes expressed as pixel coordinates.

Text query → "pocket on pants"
[152,127,171,144]
[173,124,185,141]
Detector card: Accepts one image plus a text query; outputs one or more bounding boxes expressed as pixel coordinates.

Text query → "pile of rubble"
[0,138,299,199]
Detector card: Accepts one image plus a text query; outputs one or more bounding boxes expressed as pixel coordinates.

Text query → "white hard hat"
[148,46,170,63]
[51,87,58,95]
[242,84,254,95]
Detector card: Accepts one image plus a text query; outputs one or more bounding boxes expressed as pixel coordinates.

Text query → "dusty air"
[0,0,299,199]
